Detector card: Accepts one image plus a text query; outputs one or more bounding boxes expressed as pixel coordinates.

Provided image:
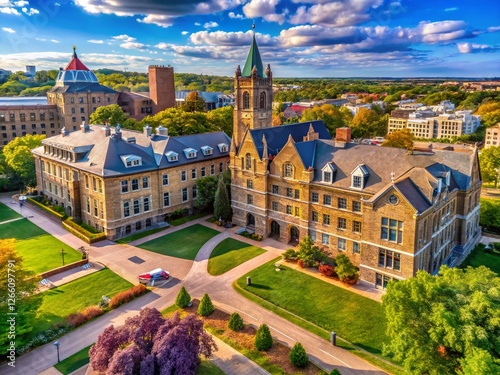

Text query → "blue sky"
[0,0,499,77]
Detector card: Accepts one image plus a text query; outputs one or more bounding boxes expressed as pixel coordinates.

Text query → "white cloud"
[0,7,20,15]
[413,20,471,43]
[51,39,60,43]
[203,21,218,29]
[457,42,498,54]
[88,39,104,44]
[444,7,457,12]
[112,34,136,43]
[137,14,175,28]
[195,22,201,26]
[189,30,278,47]
[2,27,15,33]
[13,1,28,6]
[22,7,39,15]
[120,42,149,50]
[487,26,500,32]
[181,31,189,35]
[243,0,286,25]
[228,12,244,19]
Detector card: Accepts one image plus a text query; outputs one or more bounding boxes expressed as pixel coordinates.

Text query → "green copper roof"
[242,34,266,78]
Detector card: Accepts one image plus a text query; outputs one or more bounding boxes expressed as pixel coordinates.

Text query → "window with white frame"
[166,151,178,162]
[192,186,198,200]
[312,211,318,222]
[201,146,213,156]
[201,167,206,177]
[181,171,187,182]
[144,197,150,211]
[134,199,140,215]
[312,192,318,202]
[323,195,332,205]
[142,177,149,189]
[123,202,130,217]
[323,214,330,225]
[182,188,188,202]
[163,192,170,207]
[352,201,361,212]
[247,179,253,189]
[338,198,347,209]
[322,233,329,245]
[381,218,403,244]
[245,153,252,170]
[162,174,169,186]
[210,164,215,175]
[338,238,346,251]
[284,163,293,178]
[286,205,292,214]
[191,168,196,179]
[338,217,347,230]
[131,179,139,191]
[353,242,360,254]
[353,221,361,233]
[378,248,401,270]
[121,180,128,193]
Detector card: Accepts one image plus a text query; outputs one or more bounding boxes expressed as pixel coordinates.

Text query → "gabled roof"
[249,120,331,159]
[394,178,432,213]
[242,34,266,78]
[65,49,90,71]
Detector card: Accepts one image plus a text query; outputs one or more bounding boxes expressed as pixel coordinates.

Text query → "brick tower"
[148,65,175,114]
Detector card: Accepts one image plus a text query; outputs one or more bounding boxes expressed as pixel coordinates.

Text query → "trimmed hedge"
[27,197,65,220]
[62,218,107,244]
[108,284,148,308]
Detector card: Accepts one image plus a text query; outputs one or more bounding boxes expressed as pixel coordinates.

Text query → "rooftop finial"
[391,171,395,183]
[72,45,77,58]
[252,21,255,34]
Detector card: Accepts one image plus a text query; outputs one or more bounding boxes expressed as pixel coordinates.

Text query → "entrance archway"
[247,213,255,229]
[289,226,299,245]
[270,220,280,239]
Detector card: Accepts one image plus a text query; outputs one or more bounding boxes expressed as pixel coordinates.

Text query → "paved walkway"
[0,192,387,375]
[0,216,24,225]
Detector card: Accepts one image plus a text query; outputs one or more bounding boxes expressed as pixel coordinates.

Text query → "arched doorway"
[247,213,255,229]
[289,226,299,245]
[270,220,280,239]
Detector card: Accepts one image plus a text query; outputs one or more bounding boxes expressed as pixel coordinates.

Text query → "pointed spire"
[308,123,315,134]
[242,25,266,78]
[235,64,241,78]
[72,45,77,58]
[262,134,268,160]
[230,134,237,154]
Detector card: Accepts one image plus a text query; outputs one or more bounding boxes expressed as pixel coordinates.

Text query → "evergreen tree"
[228,312,244,331]
[254,324,273,351]
[175,286,191,308]
[197,293,215,317]
[214,175,231,221]
[289,342,309,368]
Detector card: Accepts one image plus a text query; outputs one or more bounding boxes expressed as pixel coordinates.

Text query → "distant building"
[25,65,36,78]
[175,91,234,111]
[485,125,500,148]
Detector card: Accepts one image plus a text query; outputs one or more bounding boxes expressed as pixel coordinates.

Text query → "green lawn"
[208,238,266,276]
[115,226,167,244]
[461,244,500,276]
[0,219,81,273]
[34,269,133,334]
[236,260,388,355]
[55,345,92,375]
[169,212,208,226]
[138,224,219,260]
[196,360,225,375]
[0,202,22,222]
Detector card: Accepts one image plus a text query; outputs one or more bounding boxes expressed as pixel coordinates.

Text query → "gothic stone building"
[230,33,482,288]
[32,124,230,240]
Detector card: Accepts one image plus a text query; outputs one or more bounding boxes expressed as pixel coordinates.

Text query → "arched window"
[259,92,266,109]
[284,163,293,178]
[245,153,252,170]
[243,92,250,109]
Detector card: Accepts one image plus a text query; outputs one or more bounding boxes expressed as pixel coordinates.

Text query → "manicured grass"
[461,243,500,276]
[169,212,208,226]
[236,260,388,355]
[115,226,167,244]
[138,224,219,260]
[196,360,225,375]
[0,202,22,222]
[55,345,92,375]
[0,219,81,273]
[208,238,266,275]
[34,269,133,334]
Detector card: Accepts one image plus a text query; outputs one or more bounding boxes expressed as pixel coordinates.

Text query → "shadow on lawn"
[249,283,272,290]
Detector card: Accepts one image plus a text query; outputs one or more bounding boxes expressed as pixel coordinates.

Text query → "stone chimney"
[103,123,111,137]
[113,124,122,140]
[80,121,90,133]
[144,124,152,137]
[156,125,168,136]
[335,127,351,148]
[61,127,68,137]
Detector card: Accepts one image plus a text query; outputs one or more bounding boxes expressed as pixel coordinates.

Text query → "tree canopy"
[300,104,352,137]
[349,107,388,138]
[382,266,500,375]
[89,104,127,126]
[382,128,414,150]
[2,134,45,188]
[479,146,500,187]
[89,308,216,375]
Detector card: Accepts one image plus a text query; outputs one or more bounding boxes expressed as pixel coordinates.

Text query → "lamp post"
[53,341,60,363]
[19,194,27,217]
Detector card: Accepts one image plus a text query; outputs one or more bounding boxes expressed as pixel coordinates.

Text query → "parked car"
[138,268,170,283]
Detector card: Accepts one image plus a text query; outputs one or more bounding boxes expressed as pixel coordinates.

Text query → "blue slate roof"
[249,120,331,159]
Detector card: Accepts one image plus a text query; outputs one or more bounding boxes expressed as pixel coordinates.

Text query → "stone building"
[47,48,119,130]
[485,124,500,148]
[230,33,482,288]
[32,124,230,240]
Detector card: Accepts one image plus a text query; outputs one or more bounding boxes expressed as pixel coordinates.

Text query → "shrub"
[66,305,104,328]
[297,259,305,268]
[296,236,329,267]
[198,293,215,317]
[175,286,191,308]
[255,324,273,351]
[282,248,298,261]
[66,312,87,328]
[330,370,342,375]
[108,284,147,308]
[228,312,244,331]
[319,264,336,277]
[290,342,309,368]
[83,305,104,320]
[334,254,359,284]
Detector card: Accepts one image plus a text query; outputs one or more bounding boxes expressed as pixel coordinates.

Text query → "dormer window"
[165,151,178,162]
[321,163,336,184]
[120,154,142,168]
[183,148,197,159]
[351,164,369,189]
[218,143,228,153]
[201,146,213,156]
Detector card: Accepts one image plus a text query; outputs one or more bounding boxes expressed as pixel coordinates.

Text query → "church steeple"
[242,29,266,78]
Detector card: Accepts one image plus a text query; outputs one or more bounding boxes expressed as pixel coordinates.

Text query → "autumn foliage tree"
[89,308,216,375]
[382,128,414,150]
[382,266,500,375]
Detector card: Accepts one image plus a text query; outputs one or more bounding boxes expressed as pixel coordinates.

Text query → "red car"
[138,268,170,283]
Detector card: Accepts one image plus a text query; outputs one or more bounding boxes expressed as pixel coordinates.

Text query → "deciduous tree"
[2,134,44,188]
[89,104,127,126]
[382,266,500,375]
[382,128,414,150]
[182,91,206,112]
[479,146,500,187]
[195,175,218,209]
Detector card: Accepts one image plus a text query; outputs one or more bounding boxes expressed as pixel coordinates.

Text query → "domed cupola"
[55,46,99,86]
